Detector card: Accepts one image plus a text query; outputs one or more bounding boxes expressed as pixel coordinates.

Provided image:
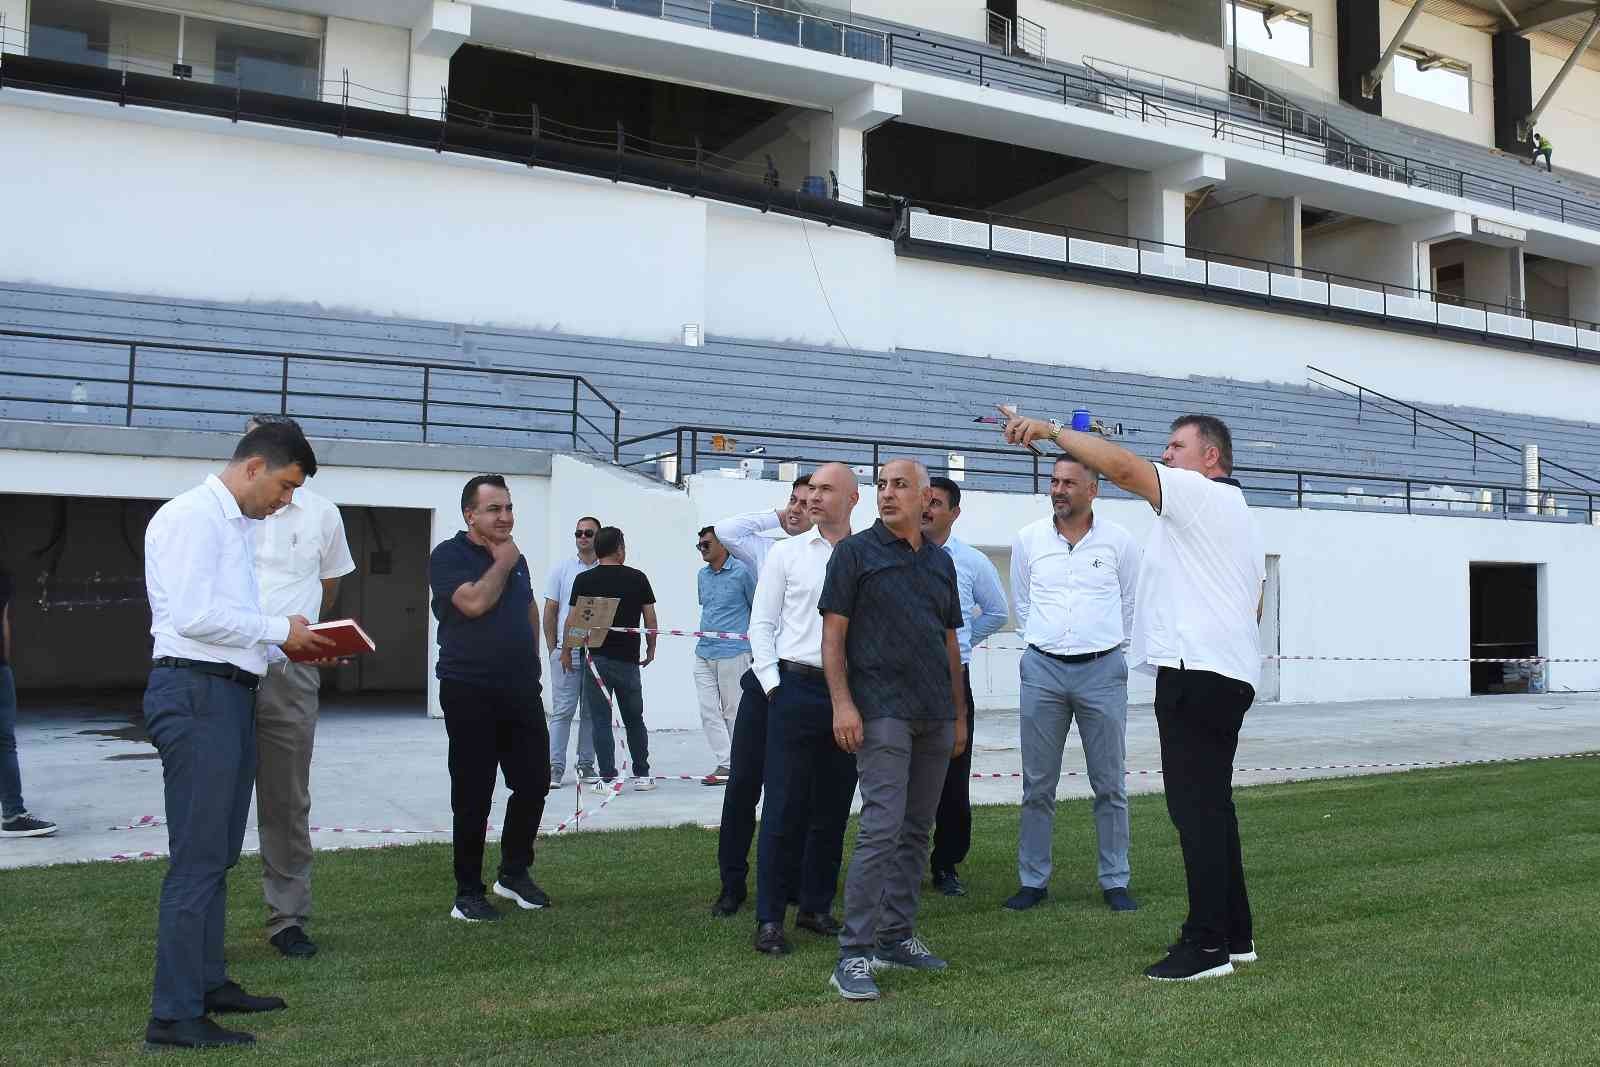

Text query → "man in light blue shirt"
[921,476,1008,897]
[694,527,757,784]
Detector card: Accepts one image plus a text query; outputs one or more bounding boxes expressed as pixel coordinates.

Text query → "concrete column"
[408,0,471,121]
[1568,265,1600,326]
[1507,246,1526,309]
[807,84,900,205]
[1400,211,1472,293]
[0,0,26,55]
[1278,196,1303,268]
[1126,153,1226,248]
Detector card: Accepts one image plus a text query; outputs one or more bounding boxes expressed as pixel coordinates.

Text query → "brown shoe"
[794,911,842,936]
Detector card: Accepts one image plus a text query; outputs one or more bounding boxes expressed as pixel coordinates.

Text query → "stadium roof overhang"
[1427,1,1600,62]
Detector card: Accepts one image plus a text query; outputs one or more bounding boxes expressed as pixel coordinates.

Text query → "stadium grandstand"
[4,0,1600,719]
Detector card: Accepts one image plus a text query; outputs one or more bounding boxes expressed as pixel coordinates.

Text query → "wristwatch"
[1047,419,1063,442]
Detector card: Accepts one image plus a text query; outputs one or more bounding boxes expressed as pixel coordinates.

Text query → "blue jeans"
[580,654,650,779]
[0,665,24,818]
[144,667,257,1022]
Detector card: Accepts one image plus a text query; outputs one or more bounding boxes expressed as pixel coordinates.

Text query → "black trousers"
[715,669,818,900]
[930,665,976,874]
[754,669,858,923]
[440,677,549,898]
[1153,666,1254,949]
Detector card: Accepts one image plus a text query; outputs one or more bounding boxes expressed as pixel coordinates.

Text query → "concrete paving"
[3,689,1598,870]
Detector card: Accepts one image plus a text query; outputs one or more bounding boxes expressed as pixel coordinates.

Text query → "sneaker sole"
[492,882,547,910]
[870,957,948,973]
[1230,950,1258,963]
[633,783,657,791]
[829,974,879,1001]
[1,825,58,838]
[449,906,500,922]
[1147,960,1235,982]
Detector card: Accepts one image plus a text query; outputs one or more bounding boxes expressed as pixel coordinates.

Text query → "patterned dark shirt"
[818,520,963,721]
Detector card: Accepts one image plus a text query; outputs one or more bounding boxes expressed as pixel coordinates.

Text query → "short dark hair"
[928,476,962,509]
[577,515,601,529]
[461,474,508,513]
[792,474,811,489]
[594,526,625,558]
[233,421,317,478]
[245,413,300,433]
[1170,414,1235,474]
[1053,455,1099,481]
[697,526,715,539]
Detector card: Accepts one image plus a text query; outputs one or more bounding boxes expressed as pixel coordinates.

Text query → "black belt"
[779,659,826,680]
[1028,644,1119,665]
[152,657,262,692]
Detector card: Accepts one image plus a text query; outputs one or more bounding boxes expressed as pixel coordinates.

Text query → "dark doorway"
[1468,563,1540,694]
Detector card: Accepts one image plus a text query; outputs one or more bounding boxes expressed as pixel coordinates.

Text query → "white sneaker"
[632,776,657,791]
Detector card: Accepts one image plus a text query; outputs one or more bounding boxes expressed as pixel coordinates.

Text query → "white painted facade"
[1020,0,1227,89]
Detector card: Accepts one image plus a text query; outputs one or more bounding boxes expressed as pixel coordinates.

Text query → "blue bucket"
[1071,408,1092,432]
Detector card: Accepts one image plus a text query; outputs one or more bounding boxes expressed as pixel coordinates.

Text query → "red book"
[286,618,376,662]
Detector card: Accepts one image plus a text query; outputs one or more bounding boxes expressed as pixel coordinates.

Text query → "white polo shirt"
[254,486,355,623]
[1129,464,1266,690]
[1011,513,1139,657]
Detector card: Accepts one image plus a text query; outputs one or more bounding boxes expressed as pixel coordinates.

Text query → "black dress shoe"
[932,869,968,897]
[794,911,842,936]
[1103,887,1140,912]
[204,980,286,1015]
[144,1016,255,1050]
[754,921,792,955]
[269,925,319,959]
[711,888,746,918]
[1002,886,1048,911]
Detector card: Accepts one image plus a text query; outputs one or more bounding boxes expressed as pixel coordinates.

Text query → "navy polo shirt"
[428,531,540,686]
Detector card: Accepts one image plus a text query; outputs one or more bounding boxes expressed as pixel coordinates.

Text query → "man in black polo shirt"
[821,458,967,1001]
[566,527,658,791]
[428,475,550,923]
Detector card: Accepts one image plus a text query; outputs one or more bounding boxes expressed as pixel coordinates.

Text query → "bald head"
[808,462,859,531]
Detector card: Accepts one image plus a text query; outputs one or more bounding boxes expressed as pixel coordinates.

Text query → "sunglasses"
[695,541,713,551]
[574,529,596,538]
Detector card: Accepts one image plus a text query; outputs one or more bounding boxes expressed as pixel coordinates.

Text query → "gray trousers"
[255,660,320,937]
[1018,647,1131,891]
[547,647,594,774]
[839,716,955,959]
[145,666,256,1021]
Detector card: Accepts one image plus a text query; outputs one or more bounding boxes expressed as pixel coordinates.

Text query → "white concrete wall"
[1529,51,1600,182]
[1021,0,1227,89]
[322,16,411,113]
[0,102,709,346]
[1303,218,1415,288]
[851,0,985,42]
[1376,0,1494,147]
[0,0,26,55]
[1188,193,1298,265]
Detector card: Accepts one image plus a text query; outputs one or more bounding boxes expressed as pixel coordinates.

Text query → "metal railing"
[1306,366,1600,491]
[578,0,888,60]
[899,201,1600,362]
[0,327,624,458]
[614,424,1599,524]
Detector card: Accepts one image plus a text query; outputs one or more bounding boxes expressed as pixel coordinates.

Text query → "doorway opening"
[1468,563,1541,694]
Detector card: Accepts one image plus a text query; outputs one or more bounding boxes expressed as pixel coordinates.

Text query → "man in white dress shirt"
[245,416,355,962]
[1004,456,1141,915]
[749,464,858,955]
[542,515,600,786]
[142,423,333,1051]
[997,409,1266,983]
[710,475,815,915]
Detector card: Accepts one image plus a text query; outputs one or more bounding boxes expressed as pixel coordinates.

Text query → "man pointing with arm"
[996,407,1266,983]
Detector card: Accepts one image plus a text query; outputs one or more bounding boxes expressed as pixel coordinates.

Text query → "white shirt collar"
[204,474,244,522]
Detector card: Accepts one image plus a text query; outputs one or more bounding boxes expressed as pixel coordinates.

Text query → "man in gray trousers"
[821,459,967,1001]
[1004,456,1141,913]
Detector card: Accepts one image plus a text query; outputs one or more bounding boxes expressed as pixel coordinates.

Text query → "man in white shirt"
[711,476,815,916]
[142,423,333,1052]
[245,416,355,963]
[998,408,1266,984]
[1004,456,1140,916]
[748,464,858,956]
[542,516,600,786]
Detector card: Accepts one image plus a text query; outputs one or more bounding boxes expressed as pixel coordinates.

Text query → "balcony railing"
[0,327,624,459]
[615,425,1599,524]
[898,202,1600,362]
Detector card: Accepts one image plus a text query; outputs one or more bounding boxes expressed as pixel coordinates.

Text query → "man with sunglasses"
[693,528,756,786]
[542,517,601,787]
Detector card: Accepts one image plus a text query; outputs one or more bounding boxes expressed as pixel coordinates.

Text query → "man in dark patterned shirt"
[820,458,967,1001]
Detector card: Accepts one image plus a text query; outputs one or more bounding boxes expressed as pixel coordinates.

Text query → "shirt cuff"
[263,615,292,645]
[754,664,781,694]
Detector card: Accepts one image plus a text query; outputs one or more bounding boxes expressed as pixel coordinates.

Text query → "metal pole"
[571,378,579,451]
[421,366,431,442]
[126,345,137,426]
[1521,11,1600,138]
[1362,0,1427,99]
[279,357,289,415]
